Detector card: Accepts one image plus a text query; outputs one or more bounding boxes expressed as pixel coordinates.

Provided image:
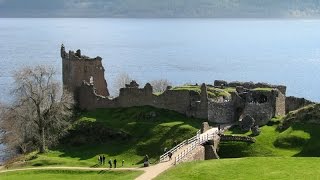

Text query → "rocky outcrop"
[240,115,255,132]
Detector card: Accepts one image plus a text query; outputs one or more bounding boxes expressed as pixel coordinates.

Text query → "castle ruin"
[61,45,314,126]
[61,44,109,100]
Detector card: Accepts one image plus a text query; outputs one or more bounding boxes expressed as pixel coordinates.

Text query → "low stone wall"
[285,96,315,114]
[220,134,256,143]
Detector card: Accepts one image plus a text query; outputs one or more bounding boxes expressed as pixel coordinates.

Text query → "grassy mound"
[220,103,320,158]
[171,85,234,99]
[280,104,320,130]
[19,106,202,168]
[0,169,143,180]
[156,157,320,180]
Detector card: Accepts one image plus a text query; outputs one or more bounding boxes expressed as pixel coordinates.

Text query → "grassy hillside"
[156,157,320,180]
[14,106,202,168]
[1,170,142,180]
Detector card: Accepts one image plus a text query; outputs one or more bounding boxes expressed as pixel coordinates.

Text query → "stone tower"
[61,44,110,100]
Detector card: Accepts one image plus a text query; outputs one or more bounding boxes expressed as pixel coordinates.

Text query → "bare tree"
[0,66,74,153]
[113,72,132,95]
[150,79,172,93]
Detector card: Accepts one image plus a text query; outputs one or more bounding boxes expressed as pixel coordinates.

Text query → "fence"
[174,133,217,165]
[159,130,200,162]
[160,128,220,164]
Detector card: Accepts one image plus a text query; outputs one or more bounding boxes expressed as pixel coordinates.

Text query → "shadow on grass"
[290,123,320,157]
[32,160,61,167]
[43,106,203,165]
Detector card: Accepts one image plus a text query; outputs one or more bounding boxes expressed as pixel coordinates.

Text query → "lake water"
[1,18,320,162]
[1,18,320,102]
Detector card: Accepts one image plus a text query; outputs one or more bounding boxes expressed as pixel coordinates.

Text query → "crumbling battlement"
[61,45,109,99]
[78,80,209,119]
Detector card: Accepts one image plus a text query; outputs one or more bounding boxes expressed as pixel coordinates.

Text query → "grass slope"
[156,157,320,180]
[1,170,142,180]
[220,104,320,158]
[20,106,202,168]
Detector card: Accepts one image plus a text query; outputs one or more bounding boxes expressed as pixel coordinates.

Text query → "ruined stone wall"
[285,96,315,113]
[118,86,195,115]
[152,90,196,115]
[78,82,117,110]
[238,89,286,125]
[78,82,205,118]
[194,84,209,119]
[61,45,109,101]
[243,102,274,126]
[208,101,235,124]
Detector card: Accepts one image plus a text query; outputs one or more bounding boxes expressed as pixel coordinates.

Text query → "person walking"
[98,155,102,165]
[122,160,125,167]
[102,155,106,165]
[168,152,172,160]
[144,154,149,167]
[108,159,112,168]
[114,159,117,168]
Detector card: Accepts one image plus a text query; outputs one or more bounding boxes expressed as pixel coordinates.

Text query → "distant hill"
[1,0,320,18]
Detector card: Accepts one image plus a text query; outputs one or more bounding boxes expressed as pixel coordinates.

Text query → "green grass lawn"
[156,157,320,180]
[0,169,143,180]
[18,106,203,169]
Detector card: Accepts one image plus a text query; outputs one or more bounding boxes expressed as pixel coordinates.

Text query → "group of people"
[98,155,124,168]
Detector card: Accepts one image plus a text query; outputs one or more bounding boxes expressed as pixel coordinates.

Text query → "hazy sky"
[1,0,320,18]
